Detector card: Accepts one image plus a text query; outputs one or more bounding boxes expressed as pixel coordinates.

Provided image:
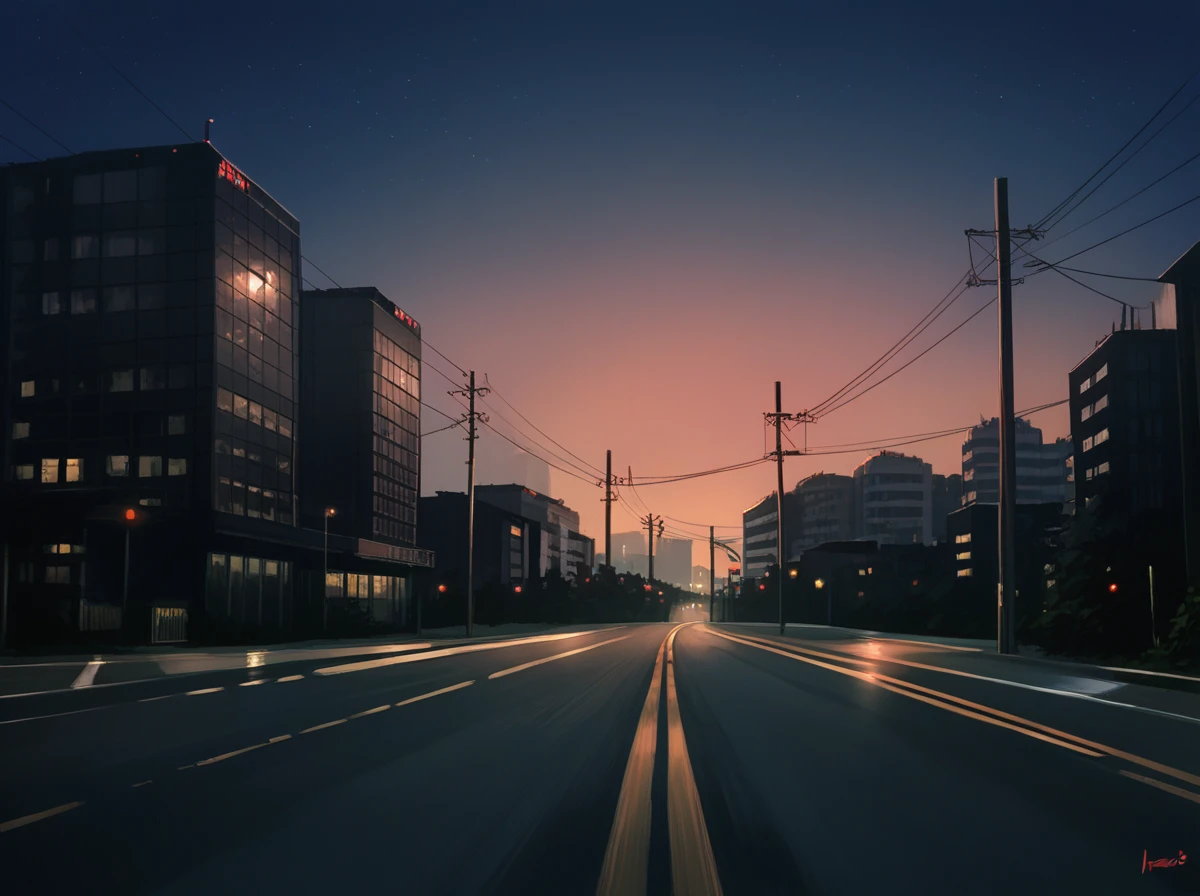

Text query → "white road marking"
[395,680,474,706]
[70,658,103,688]
[185,687,224,696]
[300,719,347,734]
[239,679,268,687]
[0,801,84,833]
[488,634,633,679]
[276,675,304,683]
[348,705,390,719]
[314,630,603,676]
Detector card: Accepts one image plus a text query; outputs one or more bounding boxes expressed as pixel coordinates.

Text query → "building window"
[217,388,234,413]
[20,380,35,398]
[510,525,522,538]
[110,370,134,393]
[13,464,34,480]
[263,408,277,432]
[41,458,59,483]
[43,237,59,261]
[1094,428,1109,447]
[42,292,62,315]
[65,458,82,482]
[138,498,162,507]
[955,533,972,544]
[248,401,262,426]
[957,568,973,578]
[107,455,130,477]
[70,289,97,314]
[103,285,135,312]
[279,416,292,439]
[45,566,71,585]
[72,234,100,259]
[73,174,101,204]
[1097,461,1110,475]
[233,394,249,419]
[12,422,30,439]
[956,551,971,561]
[168,414,187,435]
[138,456,162,478]
[168,458,187,476]
[140,367,165,391]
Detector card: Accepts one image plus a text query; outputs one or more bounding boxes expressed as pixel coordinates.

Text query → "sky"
[5,1,1200,567]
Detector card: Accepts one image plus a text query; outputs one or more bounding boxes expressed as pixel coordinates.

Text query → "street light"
[437,584,447,594]
[514,585,523,594]
[789,568,798,578]
[323,507,336,632]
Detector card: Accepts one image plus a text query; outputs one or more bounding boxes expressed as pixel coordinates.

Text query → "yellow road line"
[349,705,391,719]
[1119,771,1200,806]
[665,625,724,895]
[488,634,633,679]
[300,718,347,734]
[732,630,1200,790]
[0,801,83,833]
[395,680,475,707]
[239,679,267,687]
[595,627,679,896]
[186,687,224,696]
[277,675,304,683]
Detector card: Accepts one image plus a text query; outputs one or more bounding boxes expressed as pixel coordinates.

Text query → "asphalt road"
[1,621,1197,895]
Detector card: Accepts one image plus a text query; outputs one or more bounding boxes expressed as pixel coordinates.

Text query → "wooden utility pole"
[641,512,664,583]
[709,526,715,622]
[995,178,1018,655]
[451,371,489,637]
[605,450,613,569]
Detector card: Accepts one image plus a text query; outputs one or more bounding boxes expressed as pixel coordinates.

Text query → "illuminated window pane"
[248,401,262,426]
[217,388,234,413]
[138,456,162,478]
[107,455,129,477]
[41,458,59,483]
[13,464,34,480]
[65,459,82,482]
[20,380,35,398]
[233,394,248,419]
[263,408,277,432]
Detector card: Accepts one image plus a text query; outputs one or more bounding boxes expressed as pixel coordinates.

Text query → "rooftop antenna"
[204,118,213,143]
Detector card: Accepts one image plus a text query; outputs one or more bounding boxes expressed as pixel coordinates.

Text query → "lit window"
[1094,428,1109,447]
[168,458,188,476]
[110,370,134,393]
[217,388,234,413]
[138,456,162,478]
[263,409,277,432]
[278,416,292,439]
[42,292,62,315]
[957,568,973,578]
[1096,363,1107,383]
[858,568,866,576]
[510,525,522,538]
[41,458,59,483]
[20,380,35,398]
[138,498,162,507]
[1097,461,1110,475]
[233,394,249,419]
[956,551,971,561]
[248,401,262,426]
[12,422,30,439]
[13,464,33,480]
[107,455,129,477]
[70,289,97,314]
[955,533,972,544]
[65,459,82,482]
[168,414,186,435]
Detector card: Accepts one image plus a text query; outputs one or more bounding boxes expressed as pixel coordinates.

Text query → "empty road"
[1,622,1197,894]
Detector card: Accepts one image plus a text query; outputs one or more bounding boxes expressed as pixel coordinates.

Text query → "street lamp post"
[323,507,336,633]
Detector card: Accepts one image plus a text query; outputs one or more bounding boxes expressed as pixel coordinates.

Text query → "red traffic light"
[514,585,523,593]
[437,584,447,594]
[759,584,766,591]
[1108,583,1118,593]
[124,509,136,521]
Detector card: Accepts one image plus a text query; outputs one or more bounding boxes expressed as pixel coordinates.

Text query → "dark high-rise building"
[793,472,855,554]
[298,286,422,547]
[1069,327,1181,520]
[931,473,962,544]
[1,143,303,641]
[961,417,1070,507]
[1,144,429,644]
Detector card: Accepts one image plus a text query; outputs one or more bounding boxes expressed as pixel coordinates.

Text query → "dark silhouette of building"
[961,418,1071,507]
[475,484,594,580]
[655,536,692,587]
[931,473,962,544]
[418,490,538,596]
[743,491,801,577]
[1069,327,1182,523]
[793,472,855,554]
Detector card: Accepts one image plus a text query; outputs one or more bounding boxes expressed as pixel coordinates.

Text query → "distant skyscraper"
[853,452,933,545]
[610,531,645,573]
[655,536,691,587]
[793,473,855,554]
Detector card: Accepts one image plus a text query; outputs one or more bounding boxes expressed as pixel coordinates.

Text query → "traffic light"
[122,506,151,528]
[1108,583,1118,593]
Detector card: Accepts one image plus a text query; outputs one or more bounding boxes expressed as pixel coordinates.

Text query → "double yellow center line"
[710,627,1200,806]
[596,623,723,896]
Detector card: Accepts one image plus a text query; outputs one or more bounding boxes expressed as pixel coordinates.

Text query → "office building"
[475,484,593,580]
[1069,327,1181,521]
[0,143,428,645]
[655,536,692,587]
[852,452,933,545]
[743,491,800,577]
[792,472,855,554]
[931,473,962,543]
[419,491,537,594]
[961,417,1072,507]
[609,531,645,573]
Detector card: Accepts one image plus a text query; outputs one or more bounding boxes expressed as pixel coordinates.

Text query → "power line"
[815,291,994,420]
[1032,64,1200,230]
[1031,191,1200,270]
[483,375,604,477]
[630,458,770,487]
[478,394,605,481]
[808,271,972,415]
[0,98,73,154]
[79,33,195,142]
[1040,91,1200,232]
[1032,263,1159,283]
[0,132,40,161]
[424,340,467,377]
[1020,253,1154,308]
[421,420,465,437]
[477,416,601,487]
[300,256,343,289]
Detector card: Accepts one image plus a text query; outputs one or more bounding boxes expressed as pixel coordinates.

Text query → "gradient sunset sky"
[7,1,1200,565]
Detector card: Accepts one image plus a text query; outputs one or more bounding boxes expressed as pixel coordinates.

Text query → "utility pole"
[605,450,613,570]
[641,512,664,583]
[709,526,715,622]
[451,371,489,637]
[764,383,814,635]
[995,178,1018,656]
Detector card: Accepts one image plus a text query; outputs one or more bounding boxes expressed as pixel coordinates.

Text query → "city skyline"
[3,3,1199,568]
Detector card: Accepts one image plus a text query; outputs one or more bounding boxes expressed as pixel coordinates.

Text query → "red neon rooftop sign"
[218,159,250,193]
[392,305,420,336]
